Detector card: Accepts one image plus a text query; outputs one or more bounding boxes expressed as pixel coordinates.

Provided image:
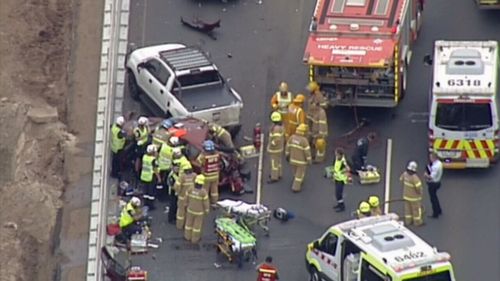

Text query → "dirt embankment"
[0,0,78,280]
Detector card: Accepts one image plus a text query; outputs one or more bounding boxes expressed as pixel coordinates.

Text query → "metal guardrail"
[86,0,129,280]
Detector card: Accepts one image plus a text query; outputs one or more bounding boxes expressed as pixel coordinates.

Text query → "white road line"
[384,138,393,214]
[256,133,265,205]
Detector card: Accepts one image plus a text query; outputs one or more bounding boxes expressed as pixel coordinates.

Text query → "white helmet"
[116,116,125,126]
[407,161,418,172]
[169,136,179,146]
[147,144,157,154]
[138,116,148,126]
[173,147,182,156]
[130,196,141,207]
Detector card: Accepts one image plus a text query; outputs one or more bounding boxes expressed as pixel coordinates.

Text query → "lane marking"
[256,133,265,205]
[384,138,393,214]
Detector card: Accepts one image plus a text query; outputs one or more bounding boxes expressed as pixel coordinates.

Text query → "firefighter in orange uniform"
[286,94,306,139]
[285,124,312,192]
[271,82,293,124]
[195,140,221,205]
[267,111,285,183]
[184,175,210,243]
[256,256,279,281]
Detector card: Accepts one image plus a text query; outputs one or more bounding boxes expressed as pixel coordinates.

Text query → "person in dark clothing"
[351,133,375,172]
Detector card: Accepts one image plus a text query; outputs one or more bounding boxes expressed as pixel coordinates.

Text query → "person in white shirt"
[424,152,443,218]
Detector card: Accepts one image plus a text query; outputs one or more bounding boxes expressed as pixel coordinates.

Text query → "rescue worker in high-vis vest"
[209,123,234,150]
[333,148,350,213]
[195,140,221,204]
[400,161,424,226]
[141,144,161,210]
[309,104,328,163]
[356,201,371,219]
[286,94,306,140]
[305,81,327,117]
[368,195,383,216]
[167,148,189,224]
[119,196,143,240]
[156,136,177,202]
[134,116,151,156]
[271,82,293,127]
[184,174,210,243]
[267,112,285,183]
[111,116,126,180]
[173,161,196,230]
[285,124,312,193]
[256,256,279,281]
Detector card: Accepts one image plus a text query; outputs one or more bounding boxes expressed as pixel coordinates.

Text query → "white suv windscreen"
[435,102,493,131]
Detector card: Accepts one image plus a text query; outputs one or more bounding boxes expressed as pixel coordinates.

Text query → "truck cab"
[306,214,456,281]
[427,40,499,168]
[126,44,243,135]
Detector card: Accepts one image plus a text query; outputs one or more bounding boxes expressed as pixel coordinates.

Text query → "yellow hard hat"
[307,81,319,92]
[270,111,282,122]
[315,137,326,151]
[195,174,205,185]
[293,94,305,103]
[368,196,380,207]
[279,82,288,92]
[359,201,371,213]
[296,123,308,133]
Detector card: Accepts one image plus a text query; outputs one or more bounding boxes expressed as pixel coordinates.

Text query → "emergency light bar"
[390,252,451,272]
[338,213,399,232]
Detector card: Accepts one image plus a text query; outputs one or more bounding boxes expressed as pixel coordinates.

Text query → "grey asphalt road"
[122,0,500,280]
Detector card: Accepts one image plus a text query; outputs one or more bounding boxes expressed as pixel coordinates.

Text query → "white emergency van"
[305,214,456,281]
[427,40,499,168]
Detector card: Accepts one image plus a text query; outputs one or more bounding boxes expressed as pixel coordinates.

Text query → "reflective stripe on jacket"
[285,134,311,166]
[267,124,285,154]
[158,144,173,171]
[111,124,126,153]
[134,126,149,146]
[119,202,135,228]
[400,172,423,201]
[141,154,156,182]
[333,156,349,183]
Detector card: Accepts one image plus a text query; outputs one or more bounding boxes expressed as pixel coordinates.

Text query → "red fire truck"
[303,0,423,107]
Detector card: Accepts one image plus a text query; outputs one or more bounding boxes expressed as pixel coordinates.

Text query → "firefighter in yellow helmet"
[400,161,424,226]
[267,111,285,183]
[208,123,234,150]
[368,196,382,216]
[173,160,196,230]
[309,104,328,163]
[184,174,210,243]
[285,124,312,192]
[286,94,306,140]
[356,201,371,219]
[306,81,327,114]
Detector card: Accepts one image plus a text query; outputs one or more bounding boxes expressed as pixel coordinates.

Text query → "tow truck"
[425,40,499,169]
[303,0,423,107]
[475,0,500,9]
[306,214,456,281]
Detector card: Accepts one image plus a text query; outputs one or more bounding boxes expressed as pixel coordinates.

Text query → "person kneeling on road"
[356,201,371,219]
[119,196,144,240]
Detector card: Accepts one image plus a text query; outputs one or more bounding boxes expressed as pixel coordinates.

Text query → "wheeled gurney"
[215,217,257,268]
[216,199,271,236]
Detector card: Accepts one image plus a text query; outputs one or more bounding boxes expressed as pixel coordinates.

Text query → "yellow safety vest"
[333,157,348,183]
[141,155,155,182]
[135,126,149,146]
[276,92,292,114]
[158,144,174,171]
[111,124,126,153]
[119,202,135,228]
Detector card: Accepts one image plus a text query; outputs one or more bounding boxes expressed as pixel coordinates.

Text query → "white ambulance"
[427,40,499,168]
[305,214,456,281]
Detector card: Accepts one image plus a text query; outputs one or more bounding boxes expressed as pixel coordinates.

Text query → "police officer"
[256,256,279,281]
[285,124,312,192]
[111,116,126,180]
[368,196,382,216]
[356,201,371,219]
[351,133,375,172]
[267,112,285,183]
[195,140,221,205]
[184,175,210,243]
[173,161,196,230]
[333,148,350,212]
[118,197,143,240]
[400,161,424,226]
[141,144,161,210]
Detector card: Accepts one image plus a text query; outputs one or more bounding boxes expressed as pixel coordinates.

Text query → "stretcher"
[357,165,381,185]
[215,217,257,268]
[216,199,271,236]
